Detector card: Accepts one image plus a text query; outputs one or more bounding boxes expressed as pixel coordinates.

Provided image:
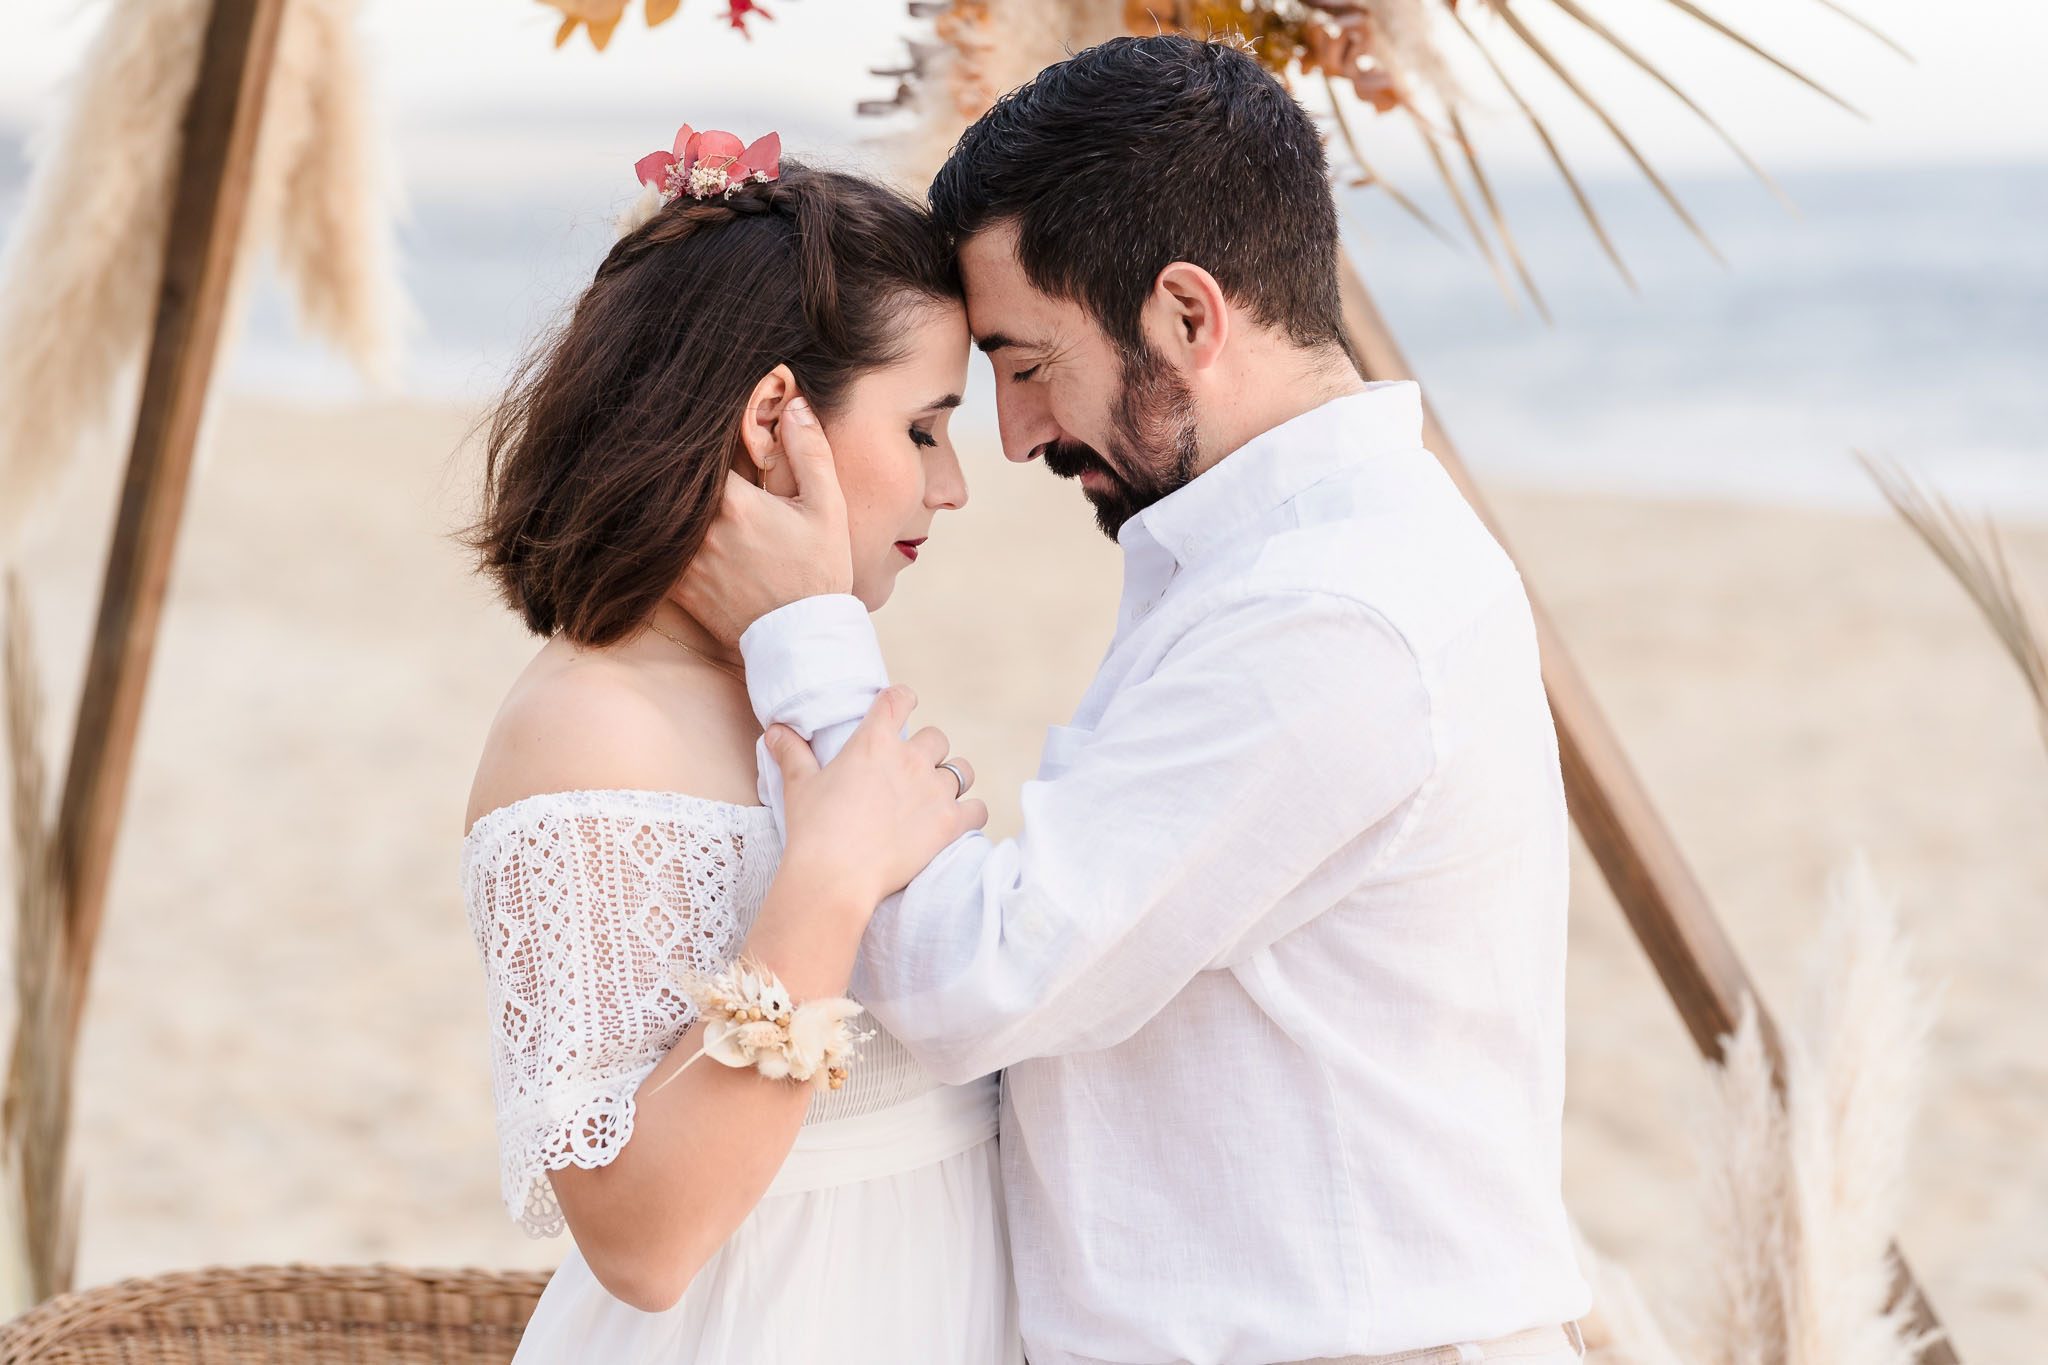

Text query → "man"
[686,34,1591,1365]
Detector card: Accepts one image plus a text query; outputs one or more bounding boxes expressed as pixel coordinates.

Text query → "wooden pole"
[54,0,287,1039]
[1335,258,1956,1363]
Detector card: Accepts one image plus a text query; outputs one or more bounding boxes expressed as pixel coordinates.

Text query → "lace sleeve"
[460,790,773,1237]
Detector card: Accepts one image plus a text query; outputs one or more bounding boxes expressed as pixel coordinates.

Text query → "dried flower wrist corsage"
[641,958,873,1098]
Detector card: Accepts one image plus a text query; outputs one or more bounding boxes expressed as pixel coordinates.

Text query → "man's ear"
[1147,261,1229,372]
[736,363,800,498]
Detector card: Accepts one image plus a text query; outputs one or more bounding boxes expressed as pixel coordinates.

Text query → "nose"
[994,380,1056,465]
[925,441,968,512]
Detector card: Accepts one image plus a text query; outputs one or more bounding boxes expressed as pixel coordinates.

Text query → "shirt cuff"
[738,594,889,737]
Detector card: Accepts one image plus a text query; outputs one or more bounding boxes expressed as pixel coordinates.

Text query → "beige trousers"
[1277,1321,1587,1365]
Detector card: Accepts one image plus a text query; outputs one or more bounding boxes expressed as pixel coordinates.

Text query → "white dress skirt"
[461,789,1023,1364]
[511,1081,1018,1364]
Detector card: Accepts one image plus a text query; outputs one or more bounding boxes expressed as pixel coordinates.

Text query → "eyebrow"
[974,332,1045,355]
[918,393,964,414]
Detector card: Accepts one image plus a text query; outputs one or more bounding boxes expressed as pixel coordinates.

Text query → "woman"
[459,130,1021,1361]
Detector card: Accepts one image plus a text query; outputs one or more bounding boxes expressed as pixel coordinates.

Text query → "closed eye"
[1011,364,1042,383]
[909,426,938,449]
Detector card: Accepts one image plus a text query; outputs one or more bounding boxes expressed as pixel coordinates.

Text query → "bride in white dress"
[458,144,1022,1362]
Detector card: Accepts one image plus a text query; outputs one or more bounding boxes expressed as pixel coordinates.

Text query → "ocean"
[2,138,2042,517]
[1341,158,2047,515]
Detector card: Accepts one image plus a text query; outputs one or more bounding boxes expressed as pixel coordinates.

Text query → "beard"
[1036,343,1201,541]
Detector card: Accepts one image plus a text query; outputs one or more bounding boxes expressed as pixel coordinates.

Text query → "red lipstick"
[895,537,927,563]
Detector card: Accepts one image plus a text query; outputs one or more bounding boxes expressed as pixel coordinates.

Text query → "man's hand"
[766,685,988,913]
[677,395,853,646]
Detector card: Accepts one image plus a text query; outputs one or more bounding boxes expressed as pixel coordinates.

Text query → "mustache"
[1036,440,1118,484]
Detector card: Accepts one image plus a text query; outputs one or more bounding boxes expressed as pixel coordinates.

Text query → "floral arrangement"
[642,958,875,1095]
[539,0,773,50]
[882,0,1906,312]
[533,0,1909,313]
[635,125,782,202]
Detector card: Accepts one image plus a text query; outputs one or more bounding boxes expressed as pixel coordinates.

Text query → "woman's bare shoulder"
[464,643,755,834]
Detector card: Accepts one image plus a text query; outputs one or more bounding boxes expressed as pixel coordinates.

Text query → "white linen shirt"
[741,382,1591,1364]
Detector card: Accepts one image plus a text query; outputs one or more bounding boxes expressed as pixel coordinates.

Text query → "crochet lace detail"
[460,787,935,1237]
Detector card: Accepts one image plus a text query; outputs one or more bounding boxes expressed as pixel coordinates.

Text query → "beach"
[5,394,2041,1356]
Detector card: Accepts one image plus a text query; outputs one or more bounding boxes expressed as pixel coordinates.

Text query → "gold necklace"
[646,617,747,681]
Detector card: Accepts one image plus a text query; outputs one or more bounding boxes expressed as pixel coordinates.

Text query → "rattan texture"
[0,1264,550,1364]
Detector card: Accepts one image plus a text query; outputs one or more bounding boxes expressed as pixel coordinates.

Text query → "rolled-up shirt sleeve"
[742,588,1436,1083]
[744,594,892,842]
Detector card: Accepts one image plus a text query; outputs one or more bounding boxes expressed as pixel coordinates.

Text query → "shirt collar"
[1118,380,1424,569]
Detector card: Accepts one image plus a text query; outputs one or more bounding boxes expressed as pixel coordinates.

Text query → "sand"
[6,397,2044,1357]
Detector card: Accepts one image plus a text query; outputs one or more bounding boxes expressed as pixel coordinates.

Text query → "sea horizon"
[3,135,2041,518]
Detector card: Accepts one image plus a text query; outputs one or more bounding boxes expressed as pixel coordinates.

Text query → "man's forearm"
[737,594,1010,1079]
[737,589,1436,1085]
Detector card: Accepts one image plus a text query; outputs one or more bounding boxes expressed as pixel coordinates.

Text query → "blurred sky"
[2,0,2046,202]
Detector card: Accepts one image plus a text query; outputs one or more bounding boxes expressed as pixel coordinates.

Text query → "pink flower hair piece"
[634,124,781,203]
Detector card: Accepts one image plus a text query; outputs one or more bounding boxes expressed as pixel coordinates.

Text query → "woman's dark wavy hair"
[465,163,961,647]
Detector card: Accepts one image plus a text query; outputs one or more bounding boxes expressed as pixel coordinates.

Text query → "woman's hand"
[679,394,854,647]
[766,685,987,914]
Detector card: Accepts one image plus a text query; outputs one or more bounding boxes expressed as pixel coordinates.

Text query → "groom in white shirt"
[684,33,1592,1365]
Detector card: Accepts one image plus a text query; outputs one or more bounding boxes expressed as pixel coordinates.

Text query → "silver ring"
[938,760,969,799]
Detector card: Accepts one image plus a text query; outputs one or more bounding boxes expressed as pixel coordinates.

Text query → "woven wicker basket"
[0,1264,550,1364]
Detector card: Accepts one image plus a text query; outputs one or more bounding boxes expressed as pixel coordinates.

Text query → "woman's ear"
[736,363,801,498]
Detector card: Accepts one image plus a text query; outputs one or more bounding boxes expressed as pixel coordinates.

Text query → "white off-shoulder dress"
[461,788,1022,1364]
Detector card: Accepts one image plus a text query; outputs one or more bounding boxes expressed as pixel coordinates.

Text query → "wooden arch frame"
[42,2,1956,1358]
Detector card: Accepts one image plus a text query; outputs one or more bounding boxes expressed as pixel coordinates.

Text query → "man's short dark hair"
[929,33,1352,359]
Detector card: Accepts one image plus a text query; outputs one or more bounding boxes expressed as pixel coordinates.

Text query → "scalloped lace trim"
[462,787,937,1238]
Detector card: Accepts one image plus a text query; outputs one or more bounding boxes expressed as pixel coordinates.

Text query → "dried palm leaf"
[1404,103,1521,310]
[1803,0,1911,62]
[1652,0,1865,117]
[846,1,1906,297]
[1,571,79,1308]
[1539,0,1791,211]
[1286,0,1895,287]
[1859,452,2048,748]
[1446,105,1550,322]
[1446,3,1637,291]
[1152,0,1881,285]
[1345,0,1463,110]
[1481,1,1726,264]
[1324,75,1458,250]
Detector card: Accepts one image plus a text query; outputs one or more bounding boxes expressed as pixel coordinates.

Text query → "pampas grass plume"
[898,0,1125,180]
[0,0,211,541]
[1573,1220,1687,1365]
[1783,857,1936,1365]
[0,0,406,546]
[1692,856,1937,1365]
[1,571,79,1309]
[1699,994,1792,1365]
